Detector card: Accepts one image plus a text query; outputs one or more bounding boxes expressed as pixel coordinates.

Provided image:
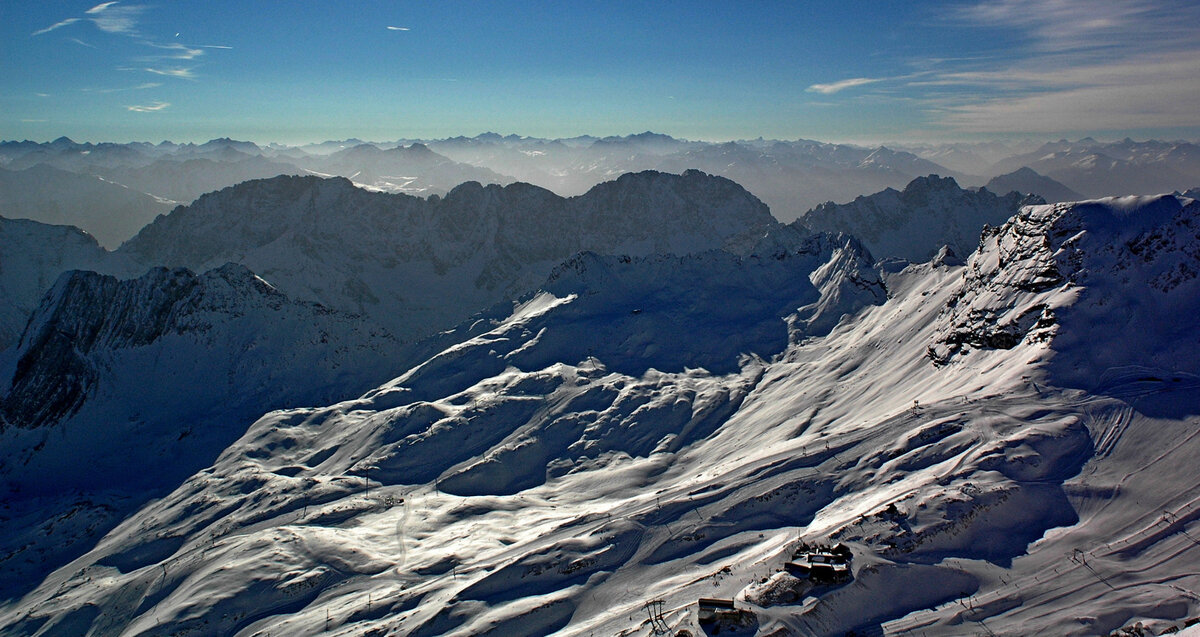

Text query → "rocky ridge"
[117,170,776,340]
[798,175,1042,262]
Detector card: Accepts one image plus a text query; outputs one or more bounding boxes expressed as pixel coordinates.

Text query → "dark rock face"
[927,203,1072,365]
[0,264,316,431]
[0,216,136,350]
[0,260,409,496]
[985,167,1083,204]
[2,268,202,428]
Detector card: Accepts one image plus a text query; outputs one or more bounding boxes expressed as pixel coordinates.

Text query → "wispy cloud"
[143,67,196,79]
[806,77,882,94]
[32,17,81,36]
[386,26,410,31]
[89,81,162,94]
[127,101,170,112]
[86,2,144,36]
[32,3,146,38]
[912,0,1200,134]
[146,42,205,60]
[29,1,230,103]
[935,56,1200,133]
[952,0,1179,55]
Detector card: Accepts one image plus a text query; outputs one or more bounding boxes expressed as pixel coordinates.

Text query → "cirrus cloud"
[806,77,882,94]
[31,17,81,37]
[913,0,1200,135]
[127,100,170,112]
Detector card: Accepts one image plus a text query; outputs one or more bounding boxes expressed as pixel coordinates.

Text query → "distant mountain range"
[4,134,1198,246]
[982,137,1200,198]
[0,164,173,248]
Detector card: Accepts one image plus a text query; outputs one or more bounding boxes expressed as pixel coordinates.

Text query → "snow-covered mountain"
[987,139,1200,198]
[798,175,1041,262]
[931,194,1200,384]
[2,192,1197,636]
[299,143,514,195]
[117,170,775,341]
[0,216,138,350]
[425,133,962,223]
[985,167,1083,204]
[0,263,406,601]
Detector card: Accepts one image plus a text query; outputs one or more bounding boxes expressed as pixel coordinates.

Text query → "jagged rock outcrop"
[929,194,1200,380]
[0,263,404,490]
[798,175,1042,262]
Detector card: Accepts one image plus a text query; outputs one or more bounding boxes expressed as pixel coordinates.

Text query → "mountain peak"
[901,173,958,194]
[986,167,1081,203]
[801,174,1033,261]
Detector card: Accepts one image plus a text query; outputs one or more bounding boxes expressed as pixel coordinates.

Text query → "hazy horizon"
[4,0,1199,145]
[6,130,1199,150]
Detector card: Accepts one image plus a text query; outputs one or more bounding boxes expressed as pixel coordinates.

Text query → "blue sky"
[3,0,1199,144]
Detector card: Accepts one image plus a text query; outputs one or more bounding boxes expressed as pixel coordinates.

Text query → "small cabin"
[697,597,738,624]
[785,542,852,583]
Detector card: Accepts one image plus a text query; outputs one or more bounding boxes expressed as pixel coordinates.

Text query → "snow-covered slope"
[5,193,1198,636]
[0,263,406,601]
[932,194,1200,387]
[799,175,1042,262]
[117,170,775,340]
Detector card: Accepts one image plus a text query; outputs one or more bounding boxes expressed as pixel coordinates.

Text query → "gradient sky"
[3,0,1199,144]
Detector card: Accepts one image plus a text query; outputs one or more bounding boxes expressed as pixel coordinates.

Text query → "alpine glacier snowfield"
[2,193,1198,636]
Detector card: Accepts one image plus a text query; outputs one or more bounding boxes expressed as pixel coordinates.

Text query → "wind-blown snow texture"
[2,192,1198,636]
